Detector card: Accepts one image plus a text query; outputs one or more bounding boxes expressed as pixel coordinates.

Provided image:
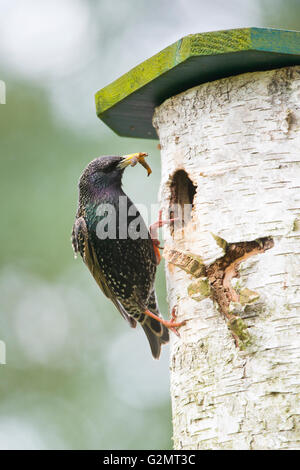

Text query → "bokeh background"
[0,0,298,450]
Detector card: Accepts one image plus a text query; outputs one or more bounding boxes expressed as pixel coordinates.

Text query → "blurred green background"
[0,0,298,450]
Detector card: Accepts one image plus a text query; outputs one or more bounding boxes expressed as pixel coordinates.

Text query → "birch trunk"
[153,66,300,450]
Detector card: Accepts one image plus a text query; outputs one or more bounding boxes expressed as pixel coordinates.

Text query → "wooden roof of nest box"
[95,27,300,140]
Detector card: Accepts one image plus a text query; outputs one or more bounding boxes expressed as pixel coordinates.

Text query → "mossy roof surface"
[95,27,300,139]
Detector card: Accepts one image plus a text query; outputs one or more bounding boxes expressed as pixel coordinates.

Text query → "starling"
[71,153,185,359]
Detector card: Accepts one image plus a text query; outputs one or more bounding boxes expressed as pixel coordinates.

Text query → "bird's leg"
[169,306,184,337]
[144,306,186,337]
[150,210,176,265]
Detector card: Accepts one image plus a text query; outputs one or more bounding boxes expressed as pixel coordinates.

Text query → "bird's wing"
[72,216,136,328]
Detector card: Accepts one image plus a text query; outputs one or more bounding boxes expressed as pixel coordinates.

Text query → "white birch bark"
[153,66,300,450]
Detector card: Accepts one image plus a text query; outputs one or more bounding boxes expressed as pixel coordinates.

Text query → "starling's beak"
[118,152,152,177]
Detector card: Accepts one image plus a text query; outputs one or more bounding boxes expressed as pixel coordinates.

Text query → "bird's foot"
[150,210,177,264]
[144,306,186,337]
[168,306,186,337]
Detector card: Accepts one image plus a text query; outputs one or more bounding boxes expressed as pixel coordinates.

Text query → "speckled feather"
[72,156,169,358]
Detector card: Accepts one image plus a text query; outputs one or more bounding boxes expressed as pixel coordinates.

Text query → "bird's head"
[79,153,151,193]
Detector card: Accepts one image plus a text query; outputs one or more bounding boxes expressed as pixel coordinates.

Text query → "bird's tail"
[142,318,169,359]
[141,290,169,359]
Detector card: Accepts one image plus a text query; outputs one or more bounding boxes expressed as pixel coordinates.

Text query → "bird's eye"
[102,161,118,173]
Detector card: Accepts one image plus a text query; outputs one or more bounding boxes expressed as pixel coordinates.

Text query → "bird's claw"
[143,306,186,337]
[150,210,177,240]
[169,306,186,337]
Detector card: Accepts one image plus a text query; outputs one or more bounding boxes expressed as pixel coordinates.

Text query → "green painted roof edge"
[250,27,300,54]
[95,27,300,118]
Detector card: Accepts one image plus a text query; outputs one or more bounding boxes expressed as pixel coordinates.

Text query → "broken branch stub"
[163,236,274,348]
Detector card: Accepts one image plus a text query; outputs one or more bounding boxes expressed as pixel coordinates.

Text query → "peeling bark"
[153,67,300,450]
